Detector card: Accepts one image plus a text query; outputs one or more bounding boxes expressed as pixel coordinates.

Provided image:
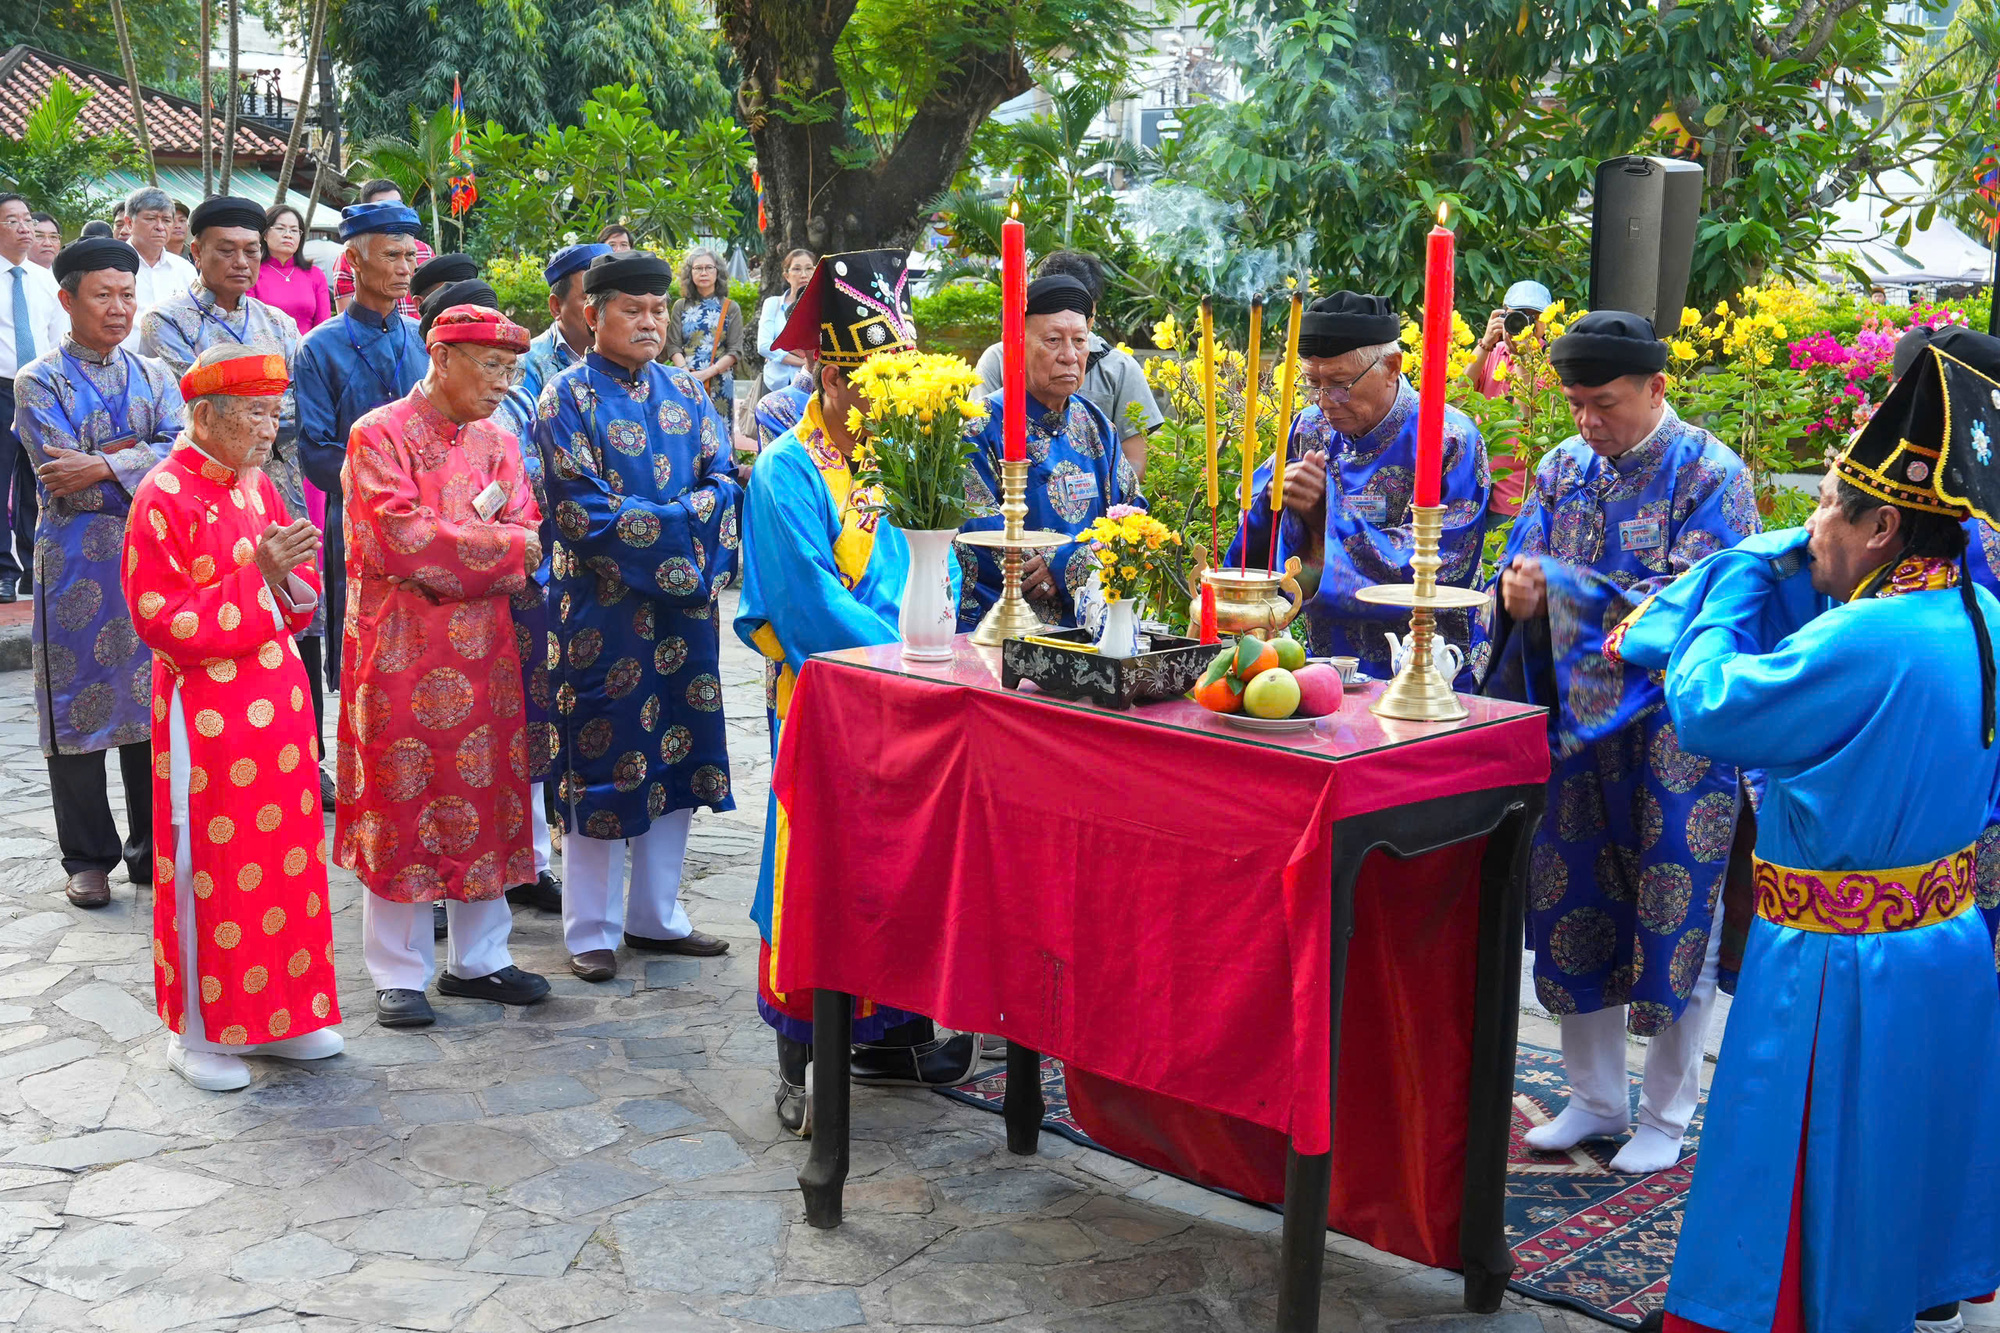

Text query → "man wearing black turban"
[1482,308,1759,1176]
[139,197,333,805]
[955,273,1146,629]
[1231,289,1492,686]
[412,252,479,305]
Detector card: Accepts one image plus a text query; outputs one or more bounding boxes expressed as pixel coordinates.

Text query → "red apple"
[1293,663,1345,717]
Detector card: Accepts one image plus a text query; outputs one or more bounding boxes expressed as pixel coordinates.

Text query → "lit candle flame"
[1436,201,1449,226]
[1010,199,1020,220]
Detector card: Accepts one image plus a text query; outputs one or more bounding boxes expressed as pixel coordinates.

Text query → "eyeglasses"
[448,347,526,385]
[1298,354,1384,404]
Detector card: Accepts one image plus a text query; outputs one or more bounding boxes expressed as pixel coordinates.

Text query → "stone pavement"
[0,591,1652,1333]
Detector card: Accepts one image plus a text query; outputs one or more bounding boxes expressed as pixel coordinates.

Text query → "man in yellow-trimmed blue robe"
[734,249,974,1136]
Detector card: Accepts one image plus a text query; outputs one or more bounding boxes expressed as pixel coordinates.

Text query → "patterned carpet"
[939,1042,1694,1329]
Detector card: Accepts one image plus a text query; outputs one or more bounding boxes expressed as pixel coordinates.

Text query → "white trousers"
[362,892,515,991]
[1554,921,1724,1138]
[562,810,692,955]
[173,821,324,1054]
[530,781,551,876]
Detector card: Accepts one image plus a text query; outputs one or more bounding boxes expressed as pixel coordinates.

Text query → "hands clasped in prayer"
[1498,555,1546,621]
[254,518,319,590]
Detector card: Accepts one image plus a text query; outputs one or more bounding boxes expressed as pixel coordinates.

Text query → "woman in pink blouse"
[250,202,333,526]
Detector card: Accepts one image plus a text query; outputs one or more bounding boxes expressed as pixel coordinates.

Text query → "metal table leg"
[799,988,852,1228]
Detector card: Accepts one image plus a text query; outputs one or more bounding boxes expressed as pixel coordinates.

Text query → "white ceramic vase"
[1095,597,1141,659]
[897,527,959,662]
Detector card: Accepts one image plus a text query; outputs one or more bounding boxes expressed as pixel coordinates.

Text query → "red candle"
[1414,203,1454,508]
[1001,203,1027,463]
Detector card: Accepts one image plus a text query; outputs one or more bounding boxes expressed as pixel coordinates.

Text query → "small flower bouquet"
[847,351,991,531]
[1078,506,1182,657]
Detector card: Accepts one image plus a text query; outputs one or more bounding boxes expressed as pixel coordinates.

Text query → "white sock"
[1609,1123,1683,1174]
[166,1034,251,1091]
[250,1028,344,1061]
[1524,1104,1630,1152]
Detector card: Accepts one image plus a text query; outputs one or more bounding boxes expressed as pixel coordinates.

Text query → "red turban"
[178,352,290,401]
[426,304,531,353]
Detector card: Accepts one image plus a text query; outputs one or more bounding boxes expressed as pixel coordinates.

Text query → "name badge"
[473,480,509,521]
[1619,518,1664,551]
[1349,494,1388,524]
[1061,472,1099,504]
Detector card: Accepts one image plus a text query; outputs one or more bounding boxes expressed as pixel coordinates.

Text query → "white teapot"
[1385,631,1464,682]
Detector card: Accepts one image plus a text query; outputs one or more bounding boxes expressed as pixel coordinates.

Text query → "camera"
[1502,308,1535,337]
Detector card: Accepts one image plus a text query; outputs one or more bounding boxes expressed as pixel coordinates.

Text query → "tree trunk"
[276,0,329,207]
[109,0,157,185]
[200,0,214,193]
[721,0,1034,302]
[220,0,241,193]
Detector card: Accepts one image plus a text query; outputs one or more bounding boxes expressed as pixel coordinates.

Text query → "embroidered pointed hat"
[1836,325,2000,524]
[771,250,916,368]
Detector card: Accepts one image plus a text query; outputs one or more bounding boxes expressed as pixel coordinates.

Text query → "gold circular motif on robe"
[247,698,276,729]
[287,948,311,978]
[191,554,216,584]
[278,743,301,773]
[153,695,167,722]
[637,695,660,732]
[568,628,604,672]
[336,744,361,804]
[604,656,643,701]
[153,939,167,968]
[283,846,309,877]
[206,658,238,684]
[255,802,283,834]
[290,685,303,712]
[316,840,326,864]
[126,545,137,576]
[189,765,210,794]
[584,810,622,839]
[380,736,437,802]
[350,682,395,743]
[161,961,175,987]
[456,724,498,788]
[324,938,334,965]
[137,590,166,619]
[496,785,524,839]
[458,525,511,572]
[94,617,138,669]
[373,605,430,673]
[62,681,113,738]
[170,609,199,640]
[554,682,576,716]
[653,636,688,676]
[267,1009,290,1037]
[660,725,692,766]
[149,510,169,540]
[154,751,171,780]
[193,870,215,899]
[685,673,722,713]
[306,890,322,917]
[214,920,242,949]
[647,782,667,818]
[384,510,438,555]
[208,815,236,845]
[259,641,283,670]
[155,470,182,495]
[616,509,661,548]
[201,975,223,1004]
[229,757,259,788]
[447,603,497,661]
[299,786,315,816]
[507,725,529,782]
[156,854,173,884]
[506,846,536,889]
[262,905,287,935]
[349,810,401,872]
[389,862,443,899]
[690,764,729,804]
[489,659,523,718]
[412,667,476,731]
[465,850,503,899]
[242,964,269,994]
[128,660,150,709]
[417,795,480,856]
[220,1024,248,1045]
[219,601,243,631]
[612,750,648,792]
[250,487,266,516]
[195,708,225,738]
[233,537,255,566]
[311,992,331,1018]
[413,566,465,600]
[578,717,614,761]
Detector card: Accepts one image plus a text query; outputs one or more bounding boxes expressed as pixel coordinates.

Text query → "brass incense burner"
[1188,554,1304,640]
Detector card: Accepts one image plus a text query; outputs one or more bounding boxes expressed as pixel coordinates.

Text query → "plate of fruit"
[1193,635,1345,731]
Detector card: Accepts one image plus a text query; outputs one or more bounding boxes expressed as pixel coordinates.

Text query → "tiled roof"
[0,44,296,161]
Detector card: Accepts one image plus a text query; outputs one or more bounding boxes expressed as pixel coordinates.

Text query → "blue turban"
[544,243,612,288]
[338,202,423,242]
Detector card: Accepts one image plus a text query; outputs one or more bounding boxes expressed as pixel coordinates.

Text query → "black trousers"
[48,741,153,879]
[299,635,325,757]
[322,503,344,690]
[0,378,37,582]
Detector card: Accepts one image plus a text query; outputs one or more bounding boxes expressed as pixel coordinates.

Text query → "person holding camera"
[1467,280,1553,516]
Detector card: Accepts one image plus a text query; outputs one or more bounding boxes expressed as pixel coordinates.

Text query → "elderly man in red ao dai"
[122,344,343,1092]
[337,304,552,1030]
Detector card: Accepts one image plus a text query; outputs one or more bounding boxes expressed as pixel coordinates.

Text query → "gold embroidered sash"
[1752,846,1977,935]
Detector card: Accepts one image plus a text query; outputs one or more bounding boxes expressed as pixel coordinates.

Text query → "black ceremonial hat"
[53,238,139,283]
[583,250,674,297]
[1838,325,2000,523]
[1547,310,1669,386]
[1297,290,1401,359]
[188,196,267,236]
[412,252,478,300]
[771,250,916,367]
[418,278,498,339]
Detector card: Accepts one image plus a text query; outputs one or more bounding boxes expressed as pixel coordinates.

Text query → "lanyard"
[192,290,250,345]
[342,310,410,403]
[53,349,137,442]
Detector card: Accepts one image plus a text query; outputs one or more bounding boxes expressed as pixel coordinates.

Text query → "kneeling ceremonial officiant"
[955,273,1142,629]
[1609,325,2000,1333]
[123,345,344,1091]
[735,249,976,1134]
[1485,311,1758,1175]
[337,304,550,1028]
[536,250,741,984]
[1232,290,1490,684]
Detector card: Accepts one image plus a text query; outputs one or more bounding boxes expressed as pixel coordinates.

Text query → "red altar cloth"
[771,641,1547,1265]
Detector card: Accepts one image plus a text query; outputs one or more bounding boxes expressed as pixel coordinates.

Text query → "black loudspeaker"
[1589,156,1704,330]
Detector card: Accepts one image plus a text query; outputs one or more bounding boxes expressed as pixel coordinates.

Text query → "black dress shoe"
[506,871,562,913]
[623,929,730,956]
[433,901,448,939]
[851,1032,980,1087]
[377,988,436,1027]
[319,768,337,809]
[0,577,17,605]
[437,965,550,1006]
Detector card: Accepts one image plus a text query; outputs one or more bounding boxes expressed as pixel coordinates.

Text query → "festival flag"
[450,76,467,159]
[447,76,477,216]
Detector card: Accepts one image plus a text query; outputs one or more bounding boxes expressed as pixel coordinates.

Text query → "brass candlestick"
[963,458,1073,648]
[1354,504,1488,722]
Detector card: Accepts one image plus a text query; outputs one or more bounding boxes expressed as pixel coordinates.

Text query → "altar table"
[772,639,1548,1331]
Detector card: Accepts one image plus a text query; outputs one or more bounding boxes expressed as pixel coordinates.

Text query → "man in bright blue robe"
[1485,312,1760,1175]
[294,202,425,696]
[520,243,607,409]
[1233,291,1490,684]
[15,238,178,909]
[734,249,976,1134]
[955,274,1142,631]
[536,250,741,984]
[1612,326,2000,1333]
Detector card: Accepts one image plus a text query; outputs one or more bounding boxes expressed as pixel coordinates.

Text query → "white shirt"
[0,257,69,380]
[125,250,199,353]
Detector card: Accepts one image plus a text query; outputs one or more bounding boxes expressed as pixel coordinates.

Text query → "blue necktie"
[10,266,33,373]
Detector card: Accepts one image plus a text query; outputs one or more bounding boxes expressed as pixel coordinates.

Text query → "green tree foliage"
[0,73,138,235]
[0,0,205,93]
[326,0,731,142]
[348,105,464,249]
[464,84,750,258]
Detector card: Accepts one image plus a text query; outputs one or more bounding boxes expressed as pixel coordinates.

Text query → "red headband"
[427,304,530,353]
[179,352,290,401]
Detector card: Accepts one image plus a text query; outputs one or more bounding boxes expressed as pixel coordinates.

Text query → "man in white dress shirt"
[0,193,70,603]
[122,187,196,353]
